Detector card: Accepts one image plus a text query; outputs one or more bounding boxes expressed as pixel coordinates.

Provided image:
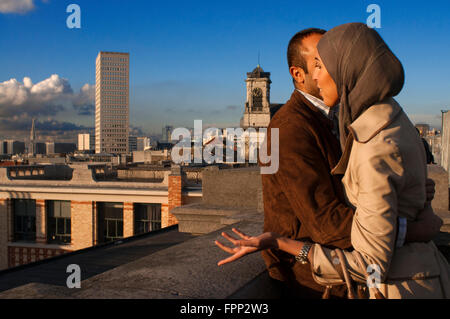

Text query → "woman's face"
[312,54,339,107]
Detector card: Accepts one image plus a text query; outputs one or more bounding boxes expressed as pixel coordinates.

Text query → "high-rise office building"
[95,52,130,154]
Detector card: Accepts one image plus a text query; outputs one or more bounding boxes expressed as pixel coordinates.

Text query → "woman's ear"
[289,66,306,87]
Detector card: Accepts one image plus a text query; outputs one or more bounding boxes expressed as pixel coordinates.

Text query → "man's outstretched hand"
[215,228,279,266]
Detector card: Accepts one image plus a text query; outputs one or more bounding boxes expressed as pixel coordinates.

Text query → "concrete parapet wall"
[202,167,262,210]
[428,164,449,214]
[117,169,167,181]
[173,166,263,234]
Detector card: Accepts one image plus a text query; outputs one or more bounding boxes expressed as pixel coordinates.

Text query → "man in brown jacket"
[261,28,442,298]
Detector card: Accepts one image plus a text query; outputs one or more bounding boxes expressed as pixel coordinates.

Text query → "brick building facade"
[0,165,201,270]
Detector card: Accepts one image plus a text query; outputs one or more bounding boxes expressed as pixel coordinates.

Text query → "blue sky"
[0,0,449,140]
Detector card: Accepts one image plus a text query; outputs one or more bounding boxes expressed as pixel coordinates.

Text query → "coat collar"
[290,90,334,129]
[349,97,402,143]
[331,97,402,175]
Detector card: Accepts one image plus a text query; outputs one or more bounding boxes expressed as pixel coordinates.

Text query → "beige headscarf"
[317,23,405,150]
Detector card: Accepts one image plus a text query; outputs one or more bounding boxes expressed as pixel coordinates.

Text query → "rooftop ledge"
[0,214,281,299]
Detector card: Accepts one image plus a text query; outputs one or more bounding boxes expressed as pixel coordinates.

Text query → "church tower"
[240,65,271,129]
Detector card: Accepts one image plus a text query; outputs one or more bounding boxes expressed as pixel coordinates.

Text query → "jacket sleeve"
[273,119,354,246]
[311,140,405,284]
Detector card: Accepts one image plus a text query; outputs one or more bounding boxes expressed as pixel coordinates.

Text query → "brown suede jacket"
[260,90,354,297]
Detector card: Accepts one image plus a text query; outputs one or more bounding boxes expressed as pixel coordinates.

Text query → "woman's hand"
[215,228,280,266]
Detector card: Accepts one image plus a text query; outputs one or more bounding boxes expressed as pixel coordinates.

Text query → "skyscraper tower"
[95,52,130,154]
[29,118,36,156]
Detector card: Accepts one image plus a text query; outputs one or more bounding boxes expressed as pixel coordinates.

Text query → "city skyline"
[0,0,449,142]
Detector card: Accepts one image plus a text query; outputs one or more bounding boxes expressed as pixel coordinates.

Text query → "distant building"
[1,140,26,155]
[36,143,46,155]
[46,142,76,155]
[155,141,174,151]
[46,142,54,155]
[237,65,284,161]
[78,133,94,151]
[137,137,151,151]
[28,118,36,156]
[162,125,174,143]
[129,136,137,152]
[95,51,130,154]
[133,149,169,164]
[241,65,274,129]
[0,141,7,155]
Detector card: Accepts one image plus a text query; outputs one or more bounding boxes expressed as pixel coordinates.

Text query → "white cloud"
[0,0,35,14]
[0,74,93,117]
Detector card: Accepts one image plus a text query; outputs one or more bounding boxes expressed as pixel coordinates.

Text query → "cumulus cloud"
[0,74,95,141]
[0,74,94,117]
[0,0,35,14]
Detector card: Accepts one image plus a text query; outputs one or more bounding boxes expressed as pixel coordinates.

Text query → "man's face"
[299,34,322,98]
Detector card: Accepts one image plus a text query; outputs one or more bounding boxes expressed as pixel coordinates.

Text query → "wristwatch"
[295,242,313,264]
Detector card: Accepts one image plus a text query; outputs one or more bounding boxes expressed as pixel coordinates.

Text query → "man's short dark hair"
[287,28,326,73]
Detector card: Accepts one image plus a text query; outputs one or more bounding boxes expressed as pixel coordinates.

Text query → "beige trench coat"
[310,98,450,298]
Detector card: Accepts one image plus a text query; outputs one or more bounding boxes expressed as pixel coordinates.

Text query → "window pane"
[15,216,23,233]
[47,201,54,217]
[47,218,56,238]
[25,200,36,216]
[107,220,115,237]
[61,201,71,218]
[13,199,36,241]
[47,200,71,244]
[15,200,26,216]
[55,201,61,217]
[57,218,65,235]
[117,221,123,237]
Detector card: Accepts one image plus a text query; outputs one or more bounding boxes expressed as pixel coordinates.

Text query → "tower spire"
[257,51,260,67]
[29,118,36,156]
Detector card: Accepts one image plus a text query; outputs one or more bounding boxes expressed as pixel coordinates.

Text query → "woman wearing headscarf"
[215,23,450,298]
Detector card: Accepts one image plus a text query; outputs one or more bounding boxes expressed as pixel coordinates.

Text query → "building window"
[46,200,71,244]
[134,203,161,235]
[252,88,263,111]
[97,202,123,243]
[13,199,36,242]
